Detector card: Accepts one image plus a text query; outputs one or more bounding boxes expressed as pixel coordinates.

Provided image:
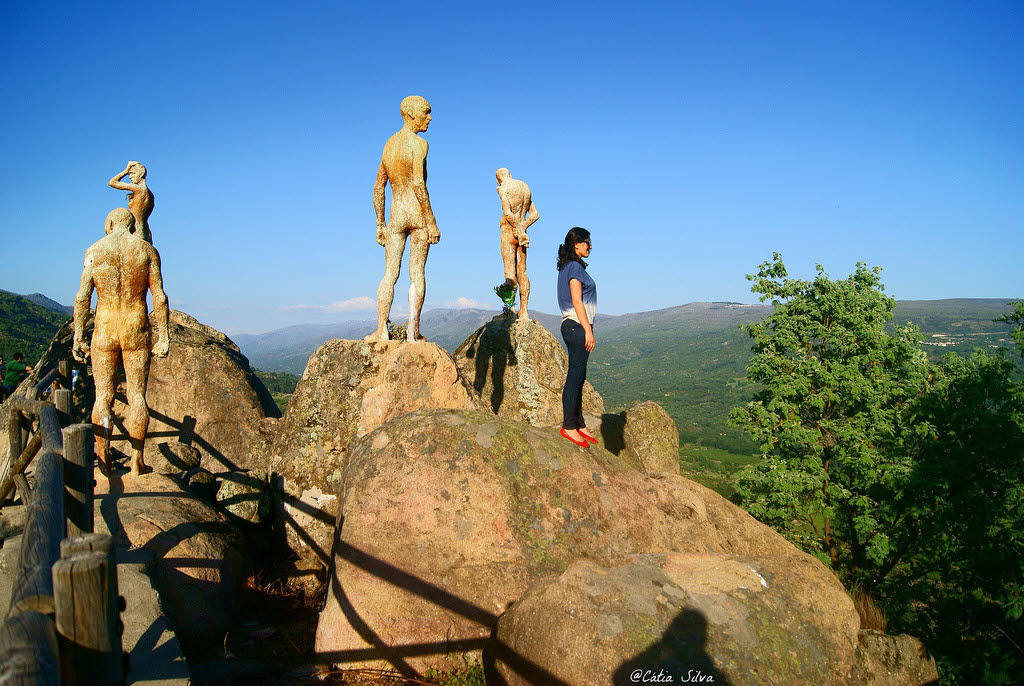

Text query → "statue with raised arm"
[496,168,540,319]
[73,208,170,476]
[108,161,154,244]
[365,95,440,342]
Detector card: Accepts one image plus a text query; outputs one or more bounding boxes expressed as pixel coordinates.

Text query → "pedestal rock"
[258,339,486,562]
[453,315,604,427]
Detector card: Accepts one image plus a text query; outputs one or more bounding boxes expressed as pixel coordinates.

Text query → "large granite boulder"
[492,553,858,685]
[599,400,681,476]
[95,472,249,655]
[849,631,939,686]
[259,339,486,561]
[314,409,850,675]
[454,314,604,427]
[0,311,279,473]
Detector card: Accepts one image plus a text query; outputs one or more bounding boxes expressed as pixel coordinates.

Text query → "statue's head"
[127,161,147,183]
[495,167,510,184]
[105,208,136,235]
[400,95,431,132]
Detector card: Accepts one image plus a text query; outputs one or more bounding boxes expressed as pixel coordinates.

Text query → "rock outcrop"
[314,409,853,675]
[493,553,858,686]
[0,310,279,473]
[259,339,486,561]
[96,472,249,655]
[850,631,939,686]
[599,400,681,476]
[216,470,272,524]
[453,315,604,427]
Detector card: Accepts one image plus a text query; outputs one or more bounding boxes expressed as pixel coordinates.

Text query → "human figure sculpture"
[496,168,540,319]
[73,208,170,476]
[365,95,440,342]
[108,161,154,244]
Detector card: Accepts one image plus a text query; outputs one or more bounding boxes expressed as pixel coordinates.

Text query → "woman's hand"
[584,326,596,351]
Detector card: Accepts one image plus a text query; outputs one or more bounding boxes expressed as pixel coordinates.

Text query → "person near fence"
[2,352,33,399]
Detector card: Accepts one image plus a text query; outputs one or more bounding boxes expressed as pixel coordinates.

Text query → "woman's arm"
[570,279,595,351]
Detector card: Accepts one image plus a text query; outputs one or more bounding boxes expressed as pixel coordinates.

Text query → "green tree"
[729,254,928,578]
[887,347,1024,683]
[730,256,1024,683]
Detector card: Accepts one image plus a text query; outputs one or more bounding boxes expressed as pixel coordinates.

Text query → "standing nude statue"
[72,208,170,476]
[496,168,540,319]
[108,161,154,244]
[365,95,440,342]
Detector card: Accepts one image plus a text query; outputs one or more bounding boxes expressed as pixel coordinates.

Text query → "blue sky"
[1,1,1020,334]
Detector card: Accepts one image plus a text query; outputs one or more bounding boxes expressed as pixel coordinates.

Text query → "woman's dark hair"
[557,227,591,270]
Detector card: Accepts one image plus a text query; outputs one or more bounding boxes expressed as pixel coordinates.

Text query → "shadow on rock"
[464,315,517,414]
[613,609,732,686]
[600,411,626,455]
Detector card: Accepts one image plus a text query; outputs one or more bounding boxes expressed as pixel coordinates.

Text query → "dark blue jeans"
[560,319,590,430]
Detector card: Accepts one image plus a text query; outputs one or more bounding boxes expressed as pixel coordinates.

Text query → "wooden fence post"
[7,451,64,618]
[0,611,61,685]
[62,424,94,538]
[7,408,23,476]
[52,543,123,686]
[54,390,72,429]
[0,433,42,504]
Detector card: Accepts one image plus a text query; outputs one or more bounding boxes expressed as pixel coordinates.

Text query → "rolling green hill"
[0,290,71,366]
[586,298,1019,495]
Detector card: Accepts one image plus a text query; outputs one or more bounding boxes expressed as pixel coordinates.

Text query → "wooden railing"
[0,361,125,685]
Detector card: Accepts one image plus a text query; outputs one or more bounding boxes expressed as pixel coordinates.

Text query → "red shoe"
[560,428,590,447]
[578,428,598,444]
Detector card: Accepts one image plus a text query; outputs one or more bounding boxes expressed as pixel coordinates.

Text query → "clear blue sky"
[1,1,1021,334]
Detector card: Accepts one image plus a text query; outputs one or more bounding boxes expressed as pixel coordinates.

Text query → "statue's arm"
[524,199,540,231]
[413,141,439,243]
[373,161,388,245]
[148,248,170,357]
[374,161,388,229]
[108,165,140,192]
[72,253,95,362]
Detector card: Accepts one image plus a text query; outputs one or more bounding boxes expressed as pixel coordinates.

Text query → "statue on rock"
[73,208,170,476]
[365,95,440,343]
[495,167,539,319]
[108,161,154,243]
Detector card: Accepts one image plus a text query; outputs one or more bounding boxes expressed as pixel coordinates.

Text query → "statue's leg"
[500,228,516,282]
[122,348,152,475]
[366,231,407,342]
[90,348,119,475]
[408,231,430,341]
[516,244,530,319]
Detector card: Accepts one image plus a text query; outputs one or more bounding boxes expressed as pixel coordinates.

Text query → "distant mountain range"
[232,302,770,375]
[0,290,74,317]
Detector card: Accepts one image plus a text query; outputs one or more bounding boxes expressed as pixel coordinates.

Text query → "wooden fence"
[0,361,125,685]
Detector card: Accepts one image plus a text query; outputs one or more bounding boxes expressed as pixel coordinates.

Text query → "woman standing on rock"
[556,227,597,447]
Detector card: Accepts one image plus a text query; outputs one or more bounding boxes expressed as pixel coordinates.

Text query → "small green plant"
[424,656,486,686]
[494,278,517,313]
[387,320,408,341]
